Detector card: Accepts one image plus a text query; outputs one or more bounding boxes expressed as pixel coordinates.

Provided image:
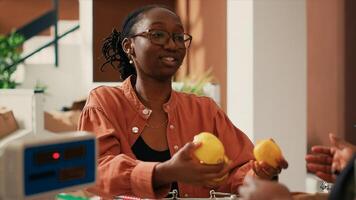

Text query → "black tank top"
[131,136,179,197]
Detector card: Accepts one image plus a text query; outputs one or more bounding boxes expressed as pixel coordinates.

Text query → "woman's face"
[129,8,187,81]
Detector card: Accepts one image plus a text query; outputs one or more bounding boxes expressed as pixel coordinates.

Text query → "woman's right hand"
[154,142,231,188]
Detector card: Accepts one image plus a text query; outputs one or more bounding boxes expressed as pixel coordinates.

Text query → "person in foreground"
[238,133,356,200]
[78,5,287,198]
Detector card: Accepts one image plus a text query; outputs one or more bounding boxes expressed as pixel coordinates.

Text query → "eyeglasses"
[131,29,192,49]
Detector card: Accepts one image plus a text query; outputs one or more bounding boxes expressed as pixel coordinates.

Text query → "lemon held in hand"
[253,138,283,168]
[193,132,231,184]
[193,132,226,164]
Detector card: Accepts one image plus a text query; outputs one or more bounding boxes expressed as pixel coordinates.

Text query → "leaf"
[0,32,24,88]
[174,67,215,96]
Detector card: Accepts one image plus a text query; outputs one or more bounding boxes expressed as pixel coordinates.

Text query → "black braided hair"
[101,5,171,80]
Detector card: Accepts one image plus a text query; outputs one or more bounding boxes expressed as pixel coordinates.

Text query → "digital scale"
[0,90,97,200]
[0,130,96,200]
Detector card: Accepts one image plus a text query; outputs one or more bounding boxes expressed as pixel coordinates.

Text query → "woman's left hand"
[252,158,288,179]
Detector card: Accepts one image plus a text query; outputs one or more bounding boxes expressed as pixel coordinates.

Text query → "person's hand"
[305,143,334,182]
[329,134,356,174]
[239,176,292,200]
[155,142,232,188]
[252,158,288,180]
[305,133,356,183]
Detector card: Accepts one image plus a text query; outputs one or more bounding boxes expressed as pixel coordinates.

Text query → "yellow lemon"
[193,132,225,165]
[253,138,282,168]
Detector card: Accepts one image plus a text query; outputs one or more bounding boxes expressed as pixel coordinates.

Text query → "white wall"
[254,0,307,191]
[227,0,254,139]
[227,0,307,192]
[19,39,85,111]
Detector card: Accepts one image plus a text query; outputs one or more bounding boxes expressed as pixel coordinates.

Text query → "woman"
[79,5,287,198]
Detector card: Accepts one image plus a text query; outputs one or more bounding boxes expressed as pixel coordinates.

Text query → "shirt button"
[132,127,139,134]
[184,194,189,197]
[173,145,179,150]
[169,125,174,129]
[164,105,170,111]
[142,108,150,115]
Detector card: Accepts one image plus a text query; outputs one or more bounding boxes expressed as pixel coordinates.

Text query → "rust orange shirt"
[78,76,255,198]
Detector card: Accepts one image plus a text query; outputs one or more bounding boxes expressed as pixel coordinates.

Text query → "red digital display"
[52,152,60,160]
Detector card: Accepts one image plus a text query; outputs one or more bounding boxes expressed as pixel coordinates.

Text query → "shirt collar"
[122,75,177,118]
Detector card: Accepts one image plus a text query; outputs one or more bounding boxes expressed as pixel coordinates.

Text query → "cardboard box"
[44,110,81,133]
[70,98,87,111]
[0,107,19,138]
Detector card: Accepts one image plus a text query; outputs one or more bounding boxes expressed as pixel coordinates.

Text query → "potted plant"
[173,67,214,96]
[0,32,24,89]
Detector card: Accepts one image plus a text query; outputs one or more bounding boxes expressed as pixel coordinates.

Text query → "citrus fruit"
[193,132,225,164]
[253,138,282,168]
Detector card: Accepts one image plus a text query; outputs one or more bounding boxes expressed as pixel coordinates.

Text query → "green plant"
[173,67,214,96]
[0,32,24,88]
[34,80,48,93]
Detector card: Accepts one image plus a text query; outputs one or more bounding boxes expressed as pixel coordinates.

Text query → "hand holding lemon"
[155,132,231,187]
[193,132,231,184]
[193,132,230,165]
[252,138,288,179]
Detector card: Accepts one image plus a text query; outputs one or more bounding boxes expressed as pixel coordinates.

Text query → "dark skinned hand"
[155,142,232,188]
[305,144,334,182]
[252,158,288,180]
[305,133,356,183]
[329,134,356,175]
